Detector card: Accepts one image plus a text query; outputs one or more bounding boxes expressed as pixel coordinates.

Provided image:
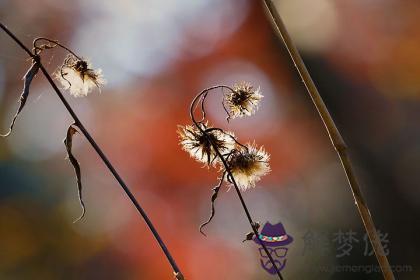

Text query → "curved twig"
[33,37,82,60]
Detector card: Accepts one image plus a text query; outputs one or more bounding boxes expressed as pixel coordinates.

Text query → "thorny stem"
[262,1,395,279]
[0,22,184,280]
[190,87,284,280]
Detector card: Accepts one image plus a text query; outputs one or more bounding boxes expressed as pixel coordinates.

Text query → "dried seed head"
[225,143,270,191]
[55,55,105,97]
[177,123,235,166]
[224,82,263,119]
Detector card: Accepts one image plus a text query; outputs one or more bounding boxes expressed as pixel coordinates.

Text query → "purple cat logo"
[253,222,293,274]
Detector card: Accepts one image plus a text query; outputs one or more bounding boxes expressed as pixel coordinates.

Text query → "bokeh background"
[0,0,419,279]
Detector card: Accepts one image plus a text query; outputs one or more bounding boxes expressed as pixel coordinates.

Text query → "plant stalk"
[262,1,394,279]
[0,22,184,280]
[190,88,284,280]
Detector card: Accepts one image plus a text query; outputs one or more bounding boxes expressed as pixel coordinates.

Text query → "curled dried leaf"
[242,232,255,243]
[1,61,40,137]
[243,222,260,242]
[252,221,261,231]
[199,172,226,236]
[64,123,86,222]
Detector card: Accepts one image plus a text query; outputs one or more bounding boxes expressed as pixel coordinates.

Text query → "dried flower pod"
[55,55,105,97]
[177,123,235,166]
[224,82,263,119]
[225,143,270,191]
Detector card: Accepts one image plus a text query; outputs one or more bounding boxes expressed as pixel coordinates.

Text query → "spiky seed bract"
[224,82,263,119]
[177,123,235,166]
[55,54,105,97]
[225,143,270,191]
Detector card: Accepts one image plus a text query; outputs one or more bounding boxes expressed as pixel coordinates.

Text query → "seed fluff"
[177,123,235,166]
[225,143,270,191]
[224,82,263,119]
[55,55,105,97]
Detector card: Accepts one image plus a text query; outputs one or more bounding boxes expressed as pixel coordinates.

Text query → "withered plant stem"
[190,86,284,280]
[262,1,394,279]
[0,22,184,280]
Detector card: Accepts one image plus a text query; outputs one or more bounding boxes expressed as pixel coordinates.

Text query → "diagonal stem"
[262,1,394,279]
[211,141,284,280]
[0,22,184,280]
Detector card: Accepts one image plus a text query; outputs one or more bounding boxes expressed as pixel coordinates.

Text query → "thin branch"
[262,1,394,279]
[0,22,184,280]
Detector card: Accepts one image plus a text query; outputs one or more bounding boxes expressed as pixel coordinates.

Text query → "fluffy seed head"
[177,123,235,166]
[56,55,105,97]
[225,143,270,191]
[224,82,263,119]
